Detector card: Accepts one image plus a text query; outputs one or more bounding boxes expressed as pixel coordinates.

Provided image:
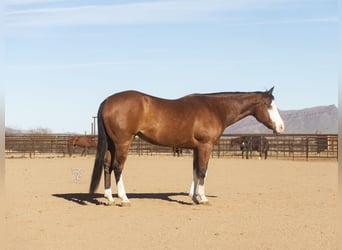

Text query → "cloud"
[251,16,338,26]
[5,0,66,6]
[7,58,267,72]
[5,0,337,33]
[279,17,338,24]
[5,0,293,27]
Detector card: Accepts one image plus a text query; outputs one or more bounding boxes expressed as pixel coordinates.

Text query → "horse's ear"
[265,86,274,97]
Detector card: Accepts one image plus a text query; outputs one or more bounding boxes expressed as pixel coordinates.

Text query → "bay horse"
[316,136,328,155]
[240,136,269,160]
[89,87,285,206]
[68,135,97,157]
[172,147,183,157]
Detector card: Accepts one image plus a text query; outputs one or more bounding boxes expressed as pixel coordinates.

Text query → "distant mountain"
[225,105,338,134]
[5,127,24,134]
[5,127,73,135]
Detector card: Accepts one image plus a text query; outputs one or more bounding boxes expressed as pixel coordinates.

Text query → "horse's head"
[254,87,285,134]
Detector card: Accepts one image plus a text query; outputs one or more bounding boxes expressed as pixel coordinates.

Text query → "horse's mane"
[191,90,274,100]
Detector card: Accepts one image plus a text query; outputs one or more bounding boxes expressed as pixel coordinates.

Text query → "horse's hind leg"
[81,148,86,157]
[113,142,130,206]
[84,147,89,157]
[103,150,115,205]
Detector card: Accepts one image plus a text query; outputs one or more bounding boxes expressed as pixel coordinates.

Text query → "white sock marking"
[189,170,199,203]
[198,170,208,203]
[117,175,129,203]
[104,188,114,202]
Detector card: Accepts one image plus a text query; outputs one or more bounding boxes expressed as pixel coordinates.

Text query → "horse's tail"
[89,100,107,193]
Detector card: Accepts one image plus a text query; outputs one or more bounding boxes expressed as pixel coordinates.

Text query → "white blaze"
[268,101,285,133]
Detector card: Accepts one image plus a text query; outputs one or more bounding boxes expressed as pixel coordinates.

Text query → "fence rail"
[5,133,338,160]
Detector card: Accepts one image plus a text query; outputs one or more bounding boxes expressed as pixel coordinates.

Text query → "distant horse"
[240,136,269,160]
[316,136,328,155]
[172,147,183,157]
[68,135,97,157]
[90,87,284,206]
[230,136,244,147]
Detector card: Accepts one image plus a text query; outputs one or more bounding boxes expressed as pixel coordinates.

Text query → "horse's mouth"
[273,126,285,134]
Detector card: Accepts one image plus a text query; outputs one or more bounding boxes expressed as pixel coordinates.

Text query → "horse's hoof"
[199,201,211,206]
[191,198,200,205]
[106,200,116,206]
[120,201,131,207]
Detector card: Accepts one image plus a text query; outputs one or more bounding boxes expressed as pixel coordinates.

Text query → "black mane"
[192,90,274,100]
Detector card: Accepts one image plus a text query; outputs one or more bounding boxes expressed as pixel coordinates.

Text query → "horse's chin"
[269,122,284,135]
[273,127,284,135]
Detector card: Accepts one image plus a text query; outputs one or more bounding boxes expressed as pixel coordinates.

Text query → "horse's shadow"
[52,192,216,206]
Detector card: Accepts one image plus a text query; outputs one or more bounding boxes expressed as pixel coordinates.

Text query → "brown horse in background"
[230,136,269,159]
[240,136,269,160]
[90,87,285,206]
[68,135,97,157]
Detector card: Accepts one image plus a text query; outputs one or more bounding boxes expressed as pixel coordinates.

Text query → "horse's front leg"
[189,170,199,204]
[189,172,209,204]
[189,146,211,204]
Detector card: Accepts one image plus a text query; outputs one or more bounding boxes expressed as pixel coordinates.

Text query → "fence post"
[305,137,309,161]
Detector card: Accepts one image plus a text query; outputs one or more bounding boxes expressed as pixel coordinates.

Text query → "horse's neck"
[215,93,260,128]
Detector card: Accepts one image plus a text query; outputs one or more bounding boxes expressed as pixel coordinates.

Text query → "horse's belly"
[138,127,196,148]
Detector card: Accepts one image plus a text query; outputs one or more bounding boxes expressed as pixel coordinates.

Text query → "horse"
[172,147,183,157]
[240,136,269,160]
[316,136,328,155]
[89,87,285,206]
[68,135,97,157]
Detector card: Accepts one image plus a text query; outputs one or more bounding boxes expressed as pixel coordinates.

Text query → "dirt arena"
[3,156,337,250]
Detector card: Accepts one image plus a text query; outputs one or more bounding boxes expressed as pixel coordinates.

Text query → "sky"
[4,0,338,134]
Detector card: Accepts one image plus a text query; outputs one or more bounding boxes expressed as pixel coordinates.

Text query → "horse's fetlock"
[198,168,207,179]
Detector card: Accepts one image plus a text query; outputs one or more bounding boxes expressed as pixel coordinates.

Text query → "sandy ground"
[3,156,337,250]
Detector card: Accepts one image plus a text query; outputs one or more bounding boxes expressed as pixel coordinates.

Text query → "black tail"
[89,100,107,193]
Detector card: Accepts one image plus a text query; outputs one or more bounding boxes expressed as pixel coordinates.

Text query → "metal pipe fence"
[213,134,338,160]
[5,133,338,160]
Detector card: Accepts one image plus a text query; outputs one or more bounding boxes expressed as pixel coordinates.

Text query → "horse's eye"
[267,104,273,110]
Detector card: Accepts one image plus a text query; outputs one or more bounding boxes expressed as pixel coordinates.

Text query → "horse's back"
[102,90,200,125]
[101,91,224,147]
